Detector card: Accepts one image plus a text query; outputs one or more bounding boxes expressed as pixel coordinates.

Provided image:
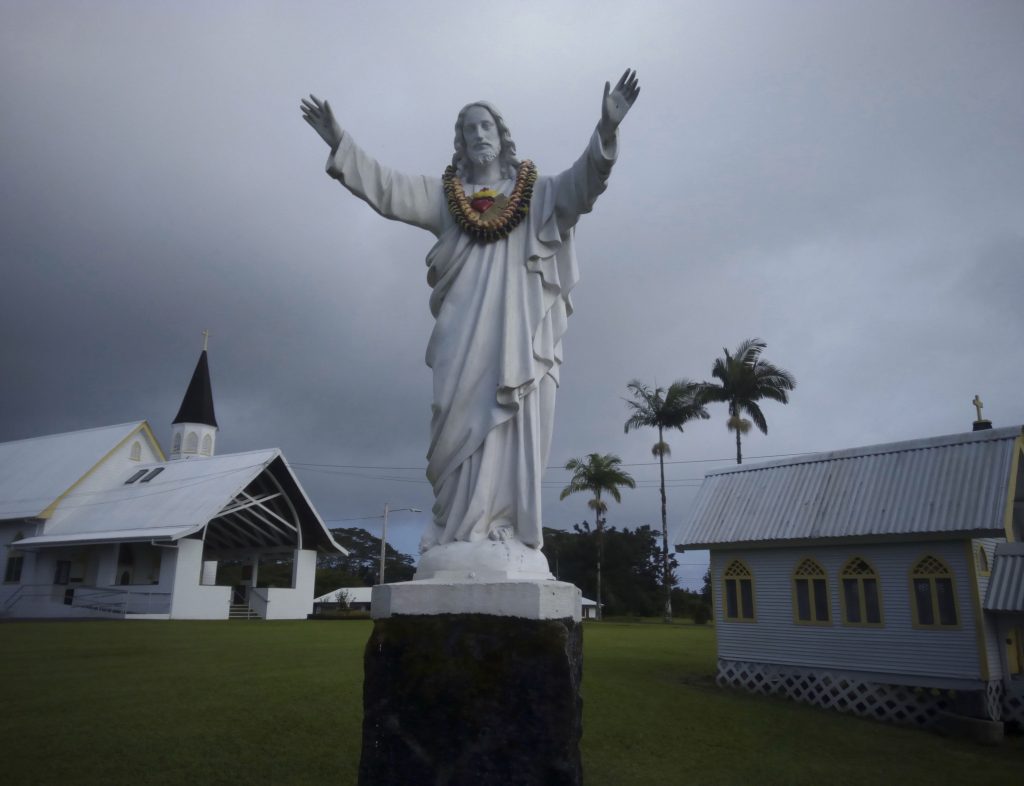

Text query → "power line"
[290,450,813,474]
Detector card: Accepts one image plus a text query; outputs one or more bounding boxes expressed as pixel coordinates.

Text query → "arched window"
[184,432,199,454]
[200,434,212,456]
[910,555,959,628]
[792,558,830,624]
[840,557,883,626]
[977,545,990,577]
[723,560,755,621]
[172,432,182,454]
[130,441,142,461]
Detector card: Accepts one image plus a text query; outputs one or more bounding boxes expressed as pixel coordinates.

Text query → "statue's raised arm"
[301,94,343,149]
[300,93,444,233]
[598,69,640,146]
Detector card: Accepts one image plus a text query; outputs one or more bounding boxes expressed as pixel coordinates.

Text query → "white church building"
[0,348,345,620]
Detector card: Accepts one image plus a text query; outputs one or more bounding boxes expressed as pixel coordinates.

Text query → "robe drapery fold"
[327,129,616,550]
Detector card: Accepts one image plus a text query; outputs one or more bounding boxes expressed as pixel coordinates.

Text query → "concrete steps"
[229,603,261,620]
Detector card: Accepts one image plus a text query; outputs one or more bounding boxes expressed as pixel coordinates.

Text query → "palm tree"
[624,380,710,623]
[560,453,636,621]
[702,338,796,464]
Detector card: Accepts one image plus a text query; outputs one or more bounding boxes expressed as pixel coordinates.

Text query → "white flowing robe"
[326,129,617,550]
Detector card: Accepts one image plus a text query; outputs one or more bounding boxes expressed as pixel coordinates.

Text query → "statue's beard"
[468,148,498,167]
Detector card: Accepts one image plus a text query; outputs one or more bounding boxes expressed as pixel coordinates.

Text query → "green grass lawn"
[1,619,1021,785]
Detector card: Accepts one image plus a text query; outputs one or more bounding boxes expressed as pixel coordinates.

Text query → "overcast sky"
[2,1,1021,589]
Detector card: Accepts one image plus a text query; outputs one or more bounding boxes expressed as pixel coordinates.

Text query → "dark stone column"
[359,614,583,786]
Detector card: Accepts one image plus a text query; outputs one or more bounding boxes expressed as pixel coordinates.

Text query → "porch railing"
[0,584,54,615]
[72,587,172,616]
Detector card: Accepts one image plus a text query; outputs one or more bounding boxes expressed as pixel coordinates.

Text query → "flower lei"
[442,160,538,242]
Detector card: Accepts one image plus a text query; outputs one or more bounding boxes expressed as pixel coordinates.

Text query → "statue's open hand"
[600,69,640,143]
[301,94,343,149]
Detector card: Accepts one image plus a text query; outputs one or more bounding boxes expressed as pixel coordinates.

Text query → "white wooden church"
[680,421,1024,730]
[0,347,345,620]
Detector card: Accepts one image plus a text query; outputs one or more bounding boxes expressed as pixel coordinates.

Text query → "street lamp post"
[379,504,422,584]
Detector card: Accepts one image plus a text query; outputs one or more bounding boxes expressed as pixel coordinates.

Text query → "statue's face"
[462,105,501,166]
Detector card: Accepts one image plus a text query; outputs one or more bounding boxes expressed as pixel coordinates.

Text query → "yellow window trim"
[39,422,166,519]
[791,556,831,626]
[722,559,757,623]
[976,544,990,577]
[908,553,962,630]
[964,540,990,680]
[838,556,885,628]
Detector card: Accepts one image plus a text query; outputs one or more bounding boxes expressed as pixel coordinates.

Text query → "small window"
[910,555,959,628]
[172,432,182,454]
[723,560,755,621]
[200,434,212,456]
[977,546,990,577]
[125,469,148,485]
[840,557,883,626]
[184,432,199,454]
[4,555,23,583]
[130,441,142,461]
[792,558,830,624]
[139,467,164,483]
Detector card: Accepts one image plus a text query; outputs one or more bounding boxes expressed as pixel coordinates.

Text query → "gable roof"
[0,422,152,520]
[173,350,218,427]
[13,449,345,553]
[680,426,1022,550]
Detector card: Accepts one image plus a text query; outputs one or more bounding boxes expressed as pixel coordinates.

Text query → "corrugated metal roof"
[680,426,1022,549]
[7,445,344,554]
[40,449,281,538]
[0,422,144,519]
[985,543,1024,612]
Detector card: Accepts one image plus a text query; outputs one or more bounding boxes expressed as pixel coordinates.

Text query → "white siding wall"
[711,540,985,684]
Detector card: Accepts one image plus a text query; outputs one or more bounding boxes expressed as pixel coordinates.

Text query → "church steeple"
[170,332,219,459]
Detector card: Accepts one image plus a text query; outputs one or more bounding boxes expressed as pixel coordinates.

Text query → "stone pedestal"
[359,580,583,786]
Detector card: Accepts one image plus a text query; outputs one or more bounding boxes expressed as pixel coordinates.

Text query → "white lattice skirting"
[717,659,973,727]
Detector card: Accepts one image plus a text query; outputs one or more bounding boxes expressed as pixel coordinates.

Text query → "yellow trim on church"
[38,422,163,518]
[1004,437,1023,542]
[963,540,990,681]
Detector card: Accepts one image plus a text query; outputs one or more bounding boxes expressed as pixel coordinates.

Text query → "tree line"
[315,527,416,597]
[545,523,708,620]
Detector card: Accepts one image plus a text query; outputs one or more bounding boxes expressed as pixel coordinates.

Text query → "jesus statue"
[301,70,640,580]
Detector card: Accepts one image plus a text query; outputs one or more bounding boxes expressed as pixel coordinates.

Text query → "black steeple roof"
[172,350,218,427]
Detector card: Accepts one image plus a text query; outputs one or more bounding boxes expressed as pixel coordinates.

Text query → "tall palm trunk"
[731,402,743,464]
[595,491,603,622]
[658,426,672,623]
[596,520,603,622]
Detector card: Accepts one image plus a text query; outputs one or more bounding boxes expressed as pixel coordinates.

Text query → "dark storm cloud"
[1,2,1022,586]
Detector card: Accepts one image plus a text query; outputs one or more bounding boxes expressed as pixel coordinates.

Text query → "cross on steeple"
[202,329,210,352]
[972,394,984,421]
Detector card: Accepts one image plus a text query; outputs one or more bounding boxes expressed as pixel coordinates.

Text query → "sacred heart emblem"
[468,188,508,219]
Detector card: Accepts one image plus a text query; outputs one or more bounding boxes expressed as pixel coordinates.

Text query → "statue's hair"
[452,101,521,180]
